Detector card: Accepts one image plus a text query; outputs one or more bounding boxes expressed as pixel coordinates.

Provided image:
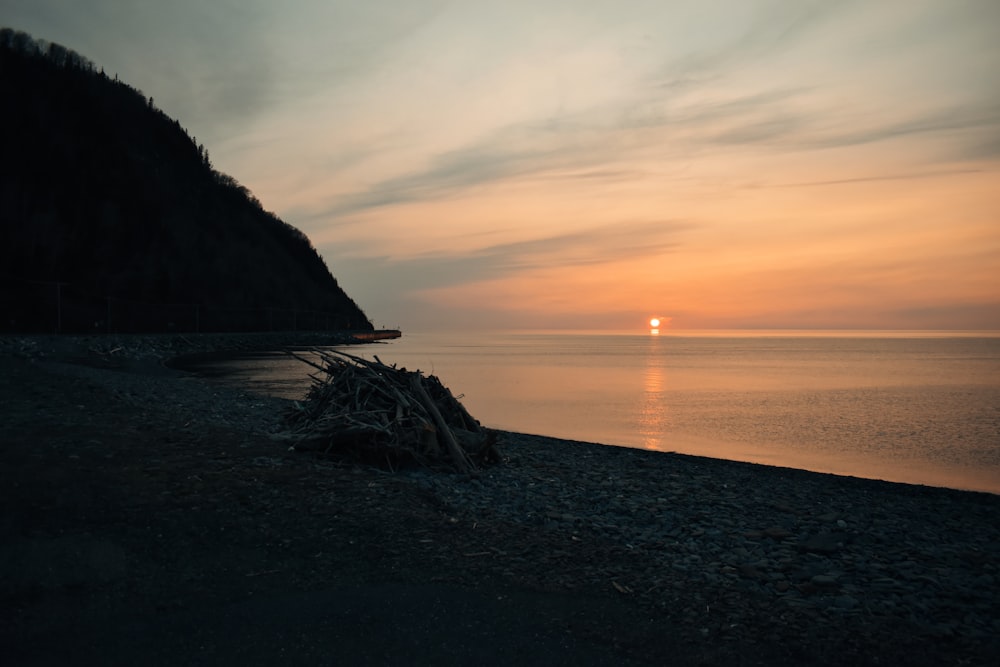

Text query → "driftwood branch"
[409,374,473,474]
[277,348,499,472]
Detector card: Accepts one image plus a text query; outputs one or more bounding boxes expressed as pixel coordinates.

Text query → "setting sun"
[649,318,660,328]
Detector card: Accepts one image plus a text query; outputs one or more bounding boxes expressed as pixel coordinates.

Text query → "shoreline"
[0,329,399,360]
[2,334,998,664]
[505,431,1000,498]
[111,331,1000,497]
[6,329,997,499]
[5,330,995,496]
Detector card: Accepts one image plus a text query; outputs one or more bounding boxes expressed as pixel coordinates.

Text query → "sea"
[184,330,1000,495]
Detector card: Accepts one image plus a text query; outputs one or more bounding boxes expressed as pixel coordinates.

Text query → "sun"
[649,317,661,328]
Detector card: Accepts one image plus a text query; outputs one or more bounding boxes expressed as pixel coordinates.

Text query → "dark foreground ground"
[1,335,998,665]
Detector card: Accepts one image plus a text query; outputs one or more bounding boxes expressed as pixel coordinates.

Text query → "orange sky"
[8,0,999,330]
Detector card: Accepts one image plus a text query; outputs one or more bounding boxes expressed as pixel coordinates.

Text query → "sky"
[3,0,999,331]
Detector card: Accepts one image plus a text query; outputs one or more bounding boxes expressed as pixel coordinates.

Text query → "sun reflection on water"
[639,353,669,449]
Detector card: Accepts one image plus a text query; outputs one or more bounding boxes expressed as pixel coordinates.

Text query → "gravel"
[4,332,998,665]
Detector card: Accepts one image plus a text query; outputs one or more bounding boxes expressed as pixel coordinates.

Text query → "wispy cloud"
[312,84,996,223]
[327,219,691,292]
[798,105,1000,152]
[648,0,851,90]
[326,218,693,331]
[767,168,988,189]
[320,140,566,218]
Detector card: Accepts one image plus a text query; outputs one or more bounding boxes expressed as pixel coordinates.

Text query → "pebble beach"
[2,333,998,665]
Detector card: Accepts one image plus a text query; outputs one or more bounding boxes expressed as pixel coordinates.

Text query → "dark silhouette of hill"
[0,28,373,334]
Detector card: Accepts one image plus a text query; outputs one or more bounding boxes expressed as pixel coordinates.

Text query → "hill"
[0,28,373,334]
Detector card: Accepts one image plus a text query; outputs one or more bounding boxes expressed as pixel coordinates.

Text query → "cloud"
[301,116,649,222]
[627,87,1000,155]
[471,219,690,271]
[3,1,448,143]
[327,219,690,291]
[321,217,693,327]
[320,140,564,218]
[648,0,849,90]
[3,0,279,134]
[889,302,1000,330]
[305,87,812,220]
[766,168,989,189]
[799,105,1000,152]
[222,0,1000,239]
[960,133,1000,161]
[311,82,996,225]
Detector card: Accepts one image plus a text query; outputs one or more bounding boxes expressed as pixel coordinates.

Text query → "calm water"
[186,331,1000,494]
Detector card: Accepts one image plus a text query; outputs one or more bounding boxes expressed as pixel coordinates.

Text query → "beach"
[2,334,998,665]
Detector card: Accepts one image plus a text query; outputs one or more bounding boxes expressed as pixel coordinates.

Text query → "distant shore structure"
[352,329,402,342]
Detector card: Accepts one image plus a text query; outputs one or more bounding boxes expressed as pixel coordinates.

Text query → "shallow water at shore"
[179,331,1000,494]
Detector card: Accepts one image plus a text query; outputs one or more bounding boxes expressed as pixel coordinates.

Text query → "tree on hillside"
[0,27,372,333]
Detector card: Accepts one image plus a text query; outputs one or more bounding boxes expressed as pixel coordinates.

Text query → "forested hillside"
[0,28,372,333]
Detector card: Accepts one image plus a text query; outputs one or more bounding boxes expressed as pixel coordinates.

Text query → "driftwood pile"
[279,348,499,472]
